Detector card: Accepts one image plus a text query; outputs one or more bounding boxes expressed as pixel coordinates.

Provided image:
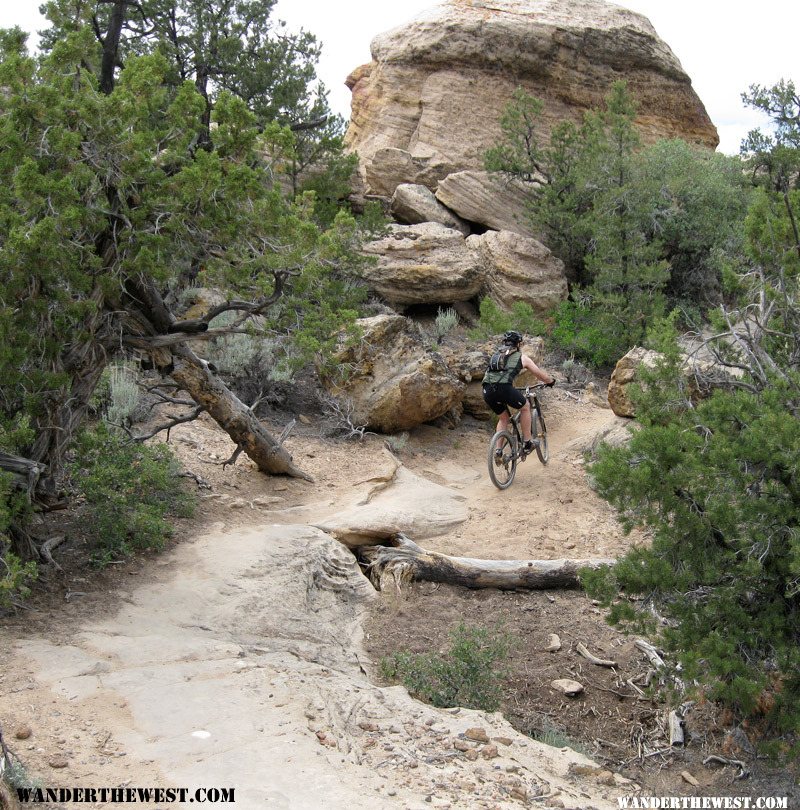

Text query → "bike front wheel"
[488,430,518,489]
[533,409,548,464]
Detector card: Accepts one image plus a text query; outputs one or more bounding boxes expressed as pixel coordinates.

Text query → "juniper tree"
[0,10,371,572]
[585,80,800,734]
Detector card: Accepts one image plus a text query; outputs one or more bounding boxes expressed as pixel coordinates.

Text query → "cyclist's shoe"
[494,448,504,465]
[522,439,534,455]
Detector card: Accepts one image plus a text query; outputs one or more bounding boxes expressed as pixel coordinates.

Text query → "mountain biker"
[482,330,556,455]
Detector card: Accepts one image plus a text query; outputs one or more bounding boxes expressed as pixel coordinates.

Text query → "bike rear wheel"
[533,409,548,464]
[488,430,517,489]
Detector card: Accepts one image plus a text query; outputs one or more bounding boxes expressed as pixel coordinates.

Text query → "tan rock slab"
[551,678,584,696]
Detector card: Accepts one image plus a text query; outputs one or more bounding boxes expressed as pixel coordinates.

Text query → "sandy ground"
[6,390,791,809]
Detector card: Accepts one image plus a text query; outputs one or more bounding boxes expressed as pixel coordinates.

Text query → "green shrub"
[530,721,590,756]
[71,426,195,566]
[586,366,800,732]
[550,299,631,367]
[380,623,511,711]
[469,298,547,342]
[0,534,38,608]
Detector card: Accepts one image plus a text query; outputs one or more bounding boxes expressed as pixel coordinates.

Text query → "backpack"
[484,346,522,384]
[488,346,514,373]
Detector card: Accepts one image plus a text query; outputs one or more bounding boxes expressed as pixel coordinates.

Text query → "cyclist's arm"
[521,354,555,385]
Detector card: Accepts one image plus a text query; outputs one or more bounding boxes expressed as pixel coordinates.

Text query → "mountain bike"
[487,383,549,490]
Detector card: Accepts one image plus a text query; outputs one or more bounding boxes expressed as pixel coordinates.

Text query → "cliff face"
[345,0,718,198]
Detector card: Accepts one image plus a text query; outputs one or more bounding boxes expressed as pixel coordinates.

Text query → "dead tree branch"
[132,405,205,442]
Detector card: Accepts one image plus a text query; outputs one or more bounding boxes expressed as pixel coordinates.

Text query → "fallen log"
[359,533,613,592]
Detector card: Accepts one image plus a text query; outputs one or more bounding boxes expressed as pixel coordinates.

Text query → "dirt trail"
[0,393,642,809]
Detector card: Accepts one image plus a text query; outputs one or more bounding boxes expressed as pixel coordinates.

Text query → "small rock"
[453,739,473,752]
[464,727,489,743]
[315,731,337,748]
[14,725,32,740]
[545,633,562,652]
[551,678,584,696]
[569,764,601,777]
[228,498,248,509]
[481,744,499,760]
[298,414,312,425]
[252,496,284,507]
[595,769,616,786]
[48,755,69,769]
[493,736,513,747]
[510,786,528,802]
[681,771,700,787]
[358,721,380,732]
[464,749,479,761]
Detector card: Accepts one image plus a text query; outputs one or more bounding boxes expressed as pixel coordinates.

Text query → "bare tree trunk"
[359,534,613,592]
[169,345,312,480]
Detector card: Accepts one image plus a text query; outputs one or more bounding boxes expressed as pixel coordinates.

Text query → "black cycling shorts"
[482,382,526,415]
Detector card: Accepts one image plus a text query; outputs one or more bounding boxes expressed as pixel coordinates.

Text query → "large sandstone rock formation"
[435,171,540,237]
[345,0,718,200]
[360,224,567,312]
[360,223,484,306]
[390,183,470,235]
[325,314,465,432]
[468,230,567,313]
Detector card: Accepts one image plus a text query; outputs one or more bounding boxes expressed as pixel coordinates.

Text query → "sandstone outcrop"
[607,347,662,417]
[325,314,465,432]
[360,223,568,313]
[345,0,718,200]
[467,230,568,313]
[390,183,470,235]
[435,171,539,237]
[360,222,484,306]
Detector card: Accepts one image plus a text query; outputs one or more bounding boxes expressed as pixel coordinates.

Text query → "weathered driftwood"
[359,533,613,592]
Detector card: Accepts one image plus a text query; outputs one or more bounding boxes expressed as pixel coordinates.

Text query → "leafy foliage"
[380,623,511,712]
[434,307,459,344]
[71,425,195,566]
[0,12,371,458]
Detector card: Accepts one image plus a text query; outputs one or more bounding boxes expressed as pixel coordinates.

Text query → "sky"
[2,1,798,154]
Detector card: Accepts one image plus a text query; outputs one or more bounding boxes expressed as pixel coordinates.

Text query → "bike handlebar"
[518,382,553,394]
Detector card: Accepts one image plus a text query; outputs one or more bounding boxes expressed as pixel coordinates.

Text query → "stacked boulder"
[328,0,718,431]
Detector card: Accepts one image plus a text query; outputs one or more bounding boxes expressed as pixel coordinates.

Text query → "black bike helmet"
[502,330,523,346]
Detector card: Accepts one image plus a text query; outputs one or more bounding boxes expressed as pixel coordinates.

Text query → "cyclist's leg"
[519,400,532,442]
[496,408,511,434]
